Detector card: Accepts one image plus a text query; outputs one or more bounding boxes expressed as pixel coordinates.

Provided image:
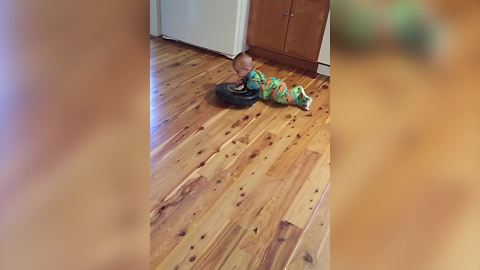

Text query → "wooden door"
[284,0,329,61]
[247,0,293,53]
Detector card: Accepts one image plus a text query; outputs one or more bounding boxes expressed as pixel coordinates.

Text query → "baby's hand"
[234,84,245,91]
[235,79,244,86]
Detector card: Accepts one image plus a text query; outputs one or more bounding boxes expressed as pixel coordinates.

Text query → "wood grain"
[284,0,330,61]
[220,150,322,270]
[150,37,330,270]
[192,222,247,270]
[247,0,293,53]
[249,46,319,72]
[283,145,330,229]
[258,220,304,270]
[287,185,330,270]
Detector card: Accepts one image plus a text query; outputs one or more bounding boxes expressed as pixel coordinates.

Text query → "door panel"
[161,0,243,56]
[248,0,293,53]
[284,0,329,61]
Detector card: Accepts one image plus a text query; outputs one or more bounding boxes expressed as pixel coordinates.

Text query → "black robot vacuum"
[215,82,259,107]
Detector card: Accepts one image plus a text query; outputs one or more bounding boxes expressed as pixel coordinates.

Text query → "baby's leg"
[291,86,313,111]
[269,80,312,110]
[269,79,289,104]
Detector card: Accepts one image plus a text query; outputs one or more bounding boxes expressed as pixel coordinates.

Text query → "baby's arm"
[235,79,244,86]
[234,79,245,91]
[246,71,261,90]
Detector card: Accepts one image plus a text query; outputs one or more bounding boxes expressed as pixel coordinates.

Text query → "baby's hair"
[233,52,251,66]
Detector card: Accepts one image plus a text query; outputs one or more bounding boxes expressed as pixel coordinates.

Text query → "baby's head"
[232,52,253,78]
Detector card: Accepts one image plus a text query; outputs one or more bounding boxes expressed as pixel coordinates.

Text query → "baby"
[232,52,312,111]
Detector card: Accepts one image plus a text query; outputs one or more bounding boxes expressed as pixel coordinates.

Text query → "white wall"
[317,11,330,76]
[150,0,161,36]
[318,11,330,65]
[160,0,248,58]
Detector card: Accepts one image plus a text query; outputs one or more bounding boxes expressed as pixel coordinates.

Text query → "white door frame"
[150,0,161,36]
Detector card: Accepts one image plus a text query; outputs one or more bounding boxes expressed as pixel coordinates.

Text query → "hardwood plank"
[152,125,284,256]
[266,89,330,178]
[267,70,322,135]
[149,57,270,137]
[151,87,309,230]
[283,145,330,228]
[287,185,330,270]
[257,220,303,270]
[219,150,322,270]
[150,54,225,96]
[150,61,233,140]
[150,44,205,72]
[151,112,324,268]
[151,132,283,269]
[150,128,277,230]
[150,107,256,203]
[150,58,266,131]
[150,38,330,270]
[192,222,247,270]
[150,61,310,203]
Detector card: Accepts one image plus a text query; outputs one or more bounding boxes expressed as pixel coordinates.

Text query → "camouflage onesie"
[245,70,312,108]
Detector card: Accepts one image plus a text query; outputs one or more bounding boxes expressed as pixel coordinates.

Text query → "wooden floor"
[150,37,330,270]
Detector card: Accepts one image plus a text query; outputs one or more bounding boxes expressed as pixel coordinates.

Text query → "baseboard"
[248,46,318,72]
[150,35,161,39]
[317,63,330,77]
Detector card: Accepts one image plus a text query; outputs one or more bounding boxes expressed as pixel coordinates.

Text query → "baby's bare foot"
[302,97,313,111]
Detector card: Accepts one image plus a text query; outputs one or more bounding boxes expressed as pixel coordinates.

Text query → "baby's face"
[234,56,253,78]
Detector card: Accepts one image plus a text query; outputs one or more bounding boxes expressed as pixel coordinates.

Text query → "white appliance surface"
[161,0,249,59]
[318,12,330,65]
[317,11,330,76]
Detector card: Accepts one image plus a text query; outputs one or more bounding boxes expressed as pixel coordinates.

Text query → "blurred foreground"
[332,0,480,269]
[0,0,479,269]
[0,1,149,269]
